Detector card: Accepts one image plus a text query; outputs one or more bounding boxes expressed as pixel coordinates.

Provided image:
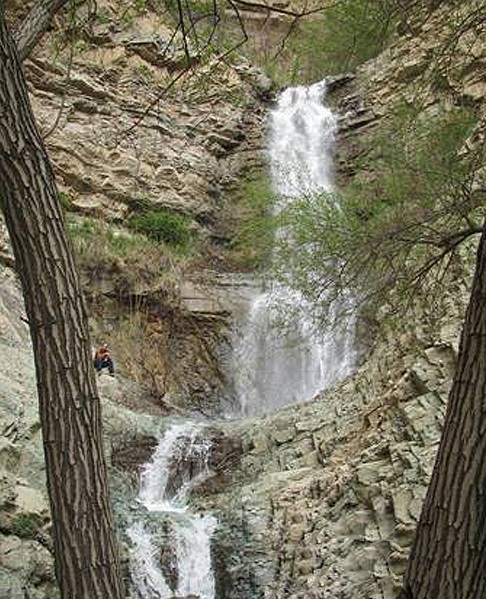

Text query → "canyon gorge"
[0,1,484,598]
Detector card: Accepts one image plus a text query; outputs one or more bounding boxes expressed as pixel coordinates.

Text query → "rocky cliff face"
[0,1,484,598]
[333,1,485,184]
[3,0,274,415]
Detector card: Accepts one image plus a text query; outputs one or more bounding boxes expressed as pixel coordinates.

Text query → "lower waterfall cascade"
[127,80,357,598]
[127,422,217,599]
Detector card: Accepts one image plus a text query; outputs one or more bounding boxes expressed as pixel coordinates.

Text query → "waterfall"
[128,422,217,599]
[233,80,356,416]
[269,81,335,199]
[127,80,357,597]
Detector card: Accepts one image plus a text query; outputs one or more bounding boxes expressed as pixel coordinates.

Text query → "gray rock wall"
[201,270,472,598]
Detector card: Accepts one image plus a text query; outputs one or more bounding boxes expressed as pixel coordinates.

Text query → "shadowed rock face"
[110,435,159,478]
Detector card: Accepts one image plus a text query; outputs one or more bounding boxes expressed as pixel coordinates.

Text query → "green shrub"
[95,8,111,23]
[67,215,97,237]
[66,215,181,296]
[129,209,192,249]
[11,513,42,539]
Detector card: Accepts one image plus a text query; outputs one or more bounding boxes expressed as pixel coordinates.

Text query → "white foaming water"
[270,81,336,200]
[175,513,217,598]
[127,522,173,599]
[233,81,356,416]
[128,422,217,599]
[138,422,212,512]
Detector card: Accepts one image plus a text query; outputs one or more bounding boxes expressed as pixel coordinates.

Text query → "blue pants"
[94,358,114,374]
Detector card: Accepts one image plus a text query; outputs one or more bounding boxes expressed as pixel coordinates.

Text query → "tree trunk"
[0,10,123,599]
[14,0,71,61]
[399,224,486,598]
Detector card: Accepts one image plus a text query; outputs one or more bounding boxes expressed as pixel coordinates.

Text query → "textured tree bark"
[398,224,486,598]
[14,0,71,61]
[0,10,123,599]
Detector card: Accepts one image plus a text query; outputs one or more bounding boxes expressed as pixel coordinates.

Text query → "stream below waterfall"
[126,80,357,599]
[127,422,217,599]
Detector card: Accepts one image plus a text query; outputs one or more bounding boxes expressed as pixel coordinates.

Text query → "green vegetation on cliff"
[228,172,276,270]
[67,215,180,298]
[129,208,193,251]
[261,0,482,86]
[274,104,483,321]
[288,0,400,80]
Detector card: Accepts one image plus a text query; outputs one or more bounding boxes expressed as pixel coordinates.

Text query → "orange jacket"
[94,347,110,361]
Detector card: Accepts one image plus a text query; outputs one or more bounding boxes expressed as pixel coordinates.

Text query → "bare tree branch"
[231,0,342,18]
[14,0,76,61]
[42,30,75,139]
[117,0,248,142]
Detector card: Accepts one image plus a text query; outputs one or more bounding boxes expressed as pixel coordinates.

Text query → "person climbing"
[93,343,115,376]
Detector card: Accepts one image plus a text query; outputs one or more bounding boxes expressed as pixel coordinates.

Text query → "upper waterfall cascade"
[270,81,336,199]
[233,80,356,416]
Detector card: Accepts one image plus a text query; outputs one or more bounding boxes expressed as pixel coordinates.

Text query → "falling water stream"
[233,80,356,416]
[128,80,357,598]
[128,422,217,599]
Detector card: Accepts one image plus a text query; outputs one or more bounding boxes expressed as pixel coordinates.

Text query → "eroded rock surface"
[203,298,466,598]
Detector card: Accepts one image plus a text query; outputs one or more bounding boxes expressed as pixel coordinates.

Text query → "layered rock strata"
[202,289,467,598]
